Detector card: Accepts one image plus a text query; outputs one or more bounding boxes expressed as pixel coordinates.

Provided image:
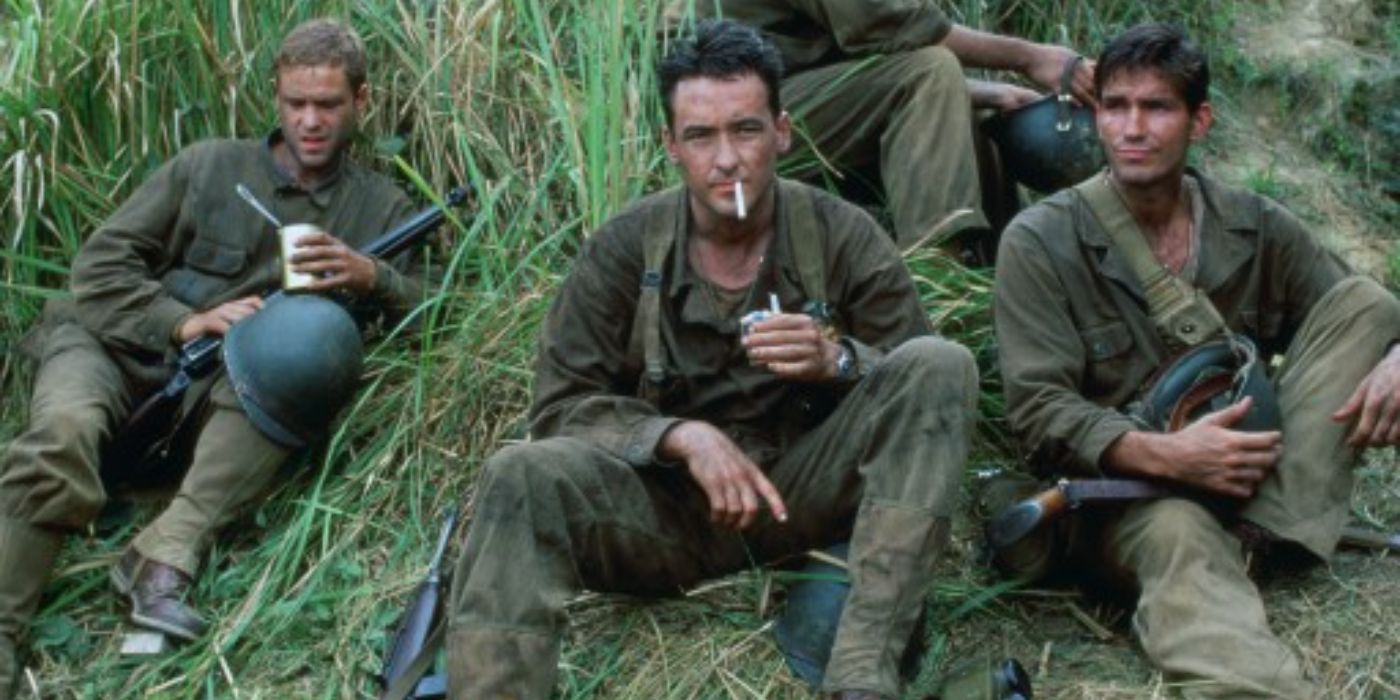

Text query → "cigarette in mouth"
[734,180,746,220]
[769,292,780,314]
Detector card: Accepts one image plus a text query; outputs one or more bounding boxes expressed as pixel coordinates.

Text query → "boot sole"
[129,610,203,643]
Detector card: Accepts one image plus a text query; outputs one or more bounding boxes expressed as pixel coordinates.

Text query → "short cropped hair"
[1095,23,1210,111]
[658,19,784,127]
[275,19,368,91]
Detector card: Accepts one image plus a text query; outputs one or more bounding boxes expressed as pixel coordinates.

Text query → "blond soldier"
[0,19,422,695]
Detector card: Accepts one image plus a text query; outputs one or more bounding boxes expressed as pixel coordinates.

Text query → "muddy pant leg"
[131,375,291,575]
[744,337,976,696]
[782,47,988,248]
[1244,276,1400,558]
[447,439,748,700]
[1108,498,1314,699]
[0,323,130,697]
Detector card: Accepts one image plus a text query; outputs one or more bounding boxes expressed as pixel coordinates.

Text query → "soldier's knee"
[1327,275,1400,323]
[905,45,962,88]
[476,440,582,506]
[880,336,978,395]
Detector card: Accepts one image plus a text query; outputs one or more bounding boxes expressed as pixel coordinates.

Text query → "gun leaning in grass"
[987,477,1400,554]
[105,186,470,471]
[380,507,458,700]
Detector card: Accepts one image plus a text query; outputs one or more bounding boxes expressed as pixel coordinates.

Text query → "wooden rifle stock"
[985,480,1071,550]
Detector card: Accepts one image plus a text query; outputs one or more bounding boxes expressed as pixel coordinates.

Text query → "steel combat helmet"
[223,294,364,448]
[986,57,1105,193]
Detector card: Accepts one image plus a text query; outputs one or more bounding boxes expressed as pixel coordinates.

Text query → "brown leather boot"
[110,548,207,641]
[0,518,63,700]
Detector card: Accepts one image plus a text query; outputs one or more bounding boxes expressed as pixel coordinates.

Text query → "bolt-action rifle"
[104,187,470,472]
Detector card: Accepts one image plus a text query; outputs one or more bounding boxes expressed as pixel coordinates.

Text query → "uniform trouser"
[447,337,978,698]
[781,46,991,249]
[999,277,1400,699]
[0,322,290,615]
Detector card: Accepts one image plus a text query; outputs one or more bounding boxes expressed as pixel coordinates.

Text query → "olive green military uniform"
[0,134,421,694]
[705,0,990,247]
[448,180,977,698]
[993,170,1400,698]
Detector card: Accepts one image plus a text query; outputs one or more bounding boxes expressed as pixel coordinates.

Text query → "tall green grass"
[2,0,1396,697]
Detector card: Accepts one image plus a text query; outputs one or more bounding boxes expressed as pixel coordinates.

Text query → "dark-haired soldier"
[0,19,422,695]
[701,0,1095,254]
[993,23,1400,698]
[447,20,975,699]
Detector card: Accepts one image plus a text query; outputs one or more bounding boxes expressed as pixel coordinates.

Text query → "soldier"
[446,20,976,700]
[993,23,1400,698]
[702,0,1097,258]
[0,18,424,696]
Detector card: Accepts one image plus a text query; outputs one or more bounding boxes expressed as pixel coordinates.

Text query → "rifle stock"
[381,507,458,698]
[985,481,1070,550]
[105,186,471,472]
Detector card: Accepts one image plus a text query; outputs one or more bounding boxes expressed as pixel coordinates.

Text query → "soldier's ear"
[775,110,792,154]
[1189,101,1214,141]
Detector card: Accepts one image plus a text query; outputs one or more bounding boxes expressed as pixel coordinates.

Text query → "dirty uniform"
[705,0,990,247]
[993,170,1400,699]
[448,179,977,698]
[0,134,420,693]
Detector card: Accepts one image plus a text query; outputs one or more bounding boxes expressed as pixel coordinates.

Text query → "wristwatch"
[834,342,856,381]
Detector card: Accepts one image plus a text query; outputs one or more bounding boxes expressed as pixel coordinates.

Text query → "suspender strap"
[1074,173,1227,348]
[780,179,827,308]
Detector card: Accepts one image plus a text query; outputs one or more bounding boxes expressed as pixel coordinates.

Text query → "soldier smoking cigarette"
[734,180,746,220]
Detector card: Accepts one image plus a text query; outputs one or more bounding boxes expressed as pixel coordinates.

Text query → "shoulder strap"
[1073,174,1226,348]
[625,189,682,402]
[780,179,827,307]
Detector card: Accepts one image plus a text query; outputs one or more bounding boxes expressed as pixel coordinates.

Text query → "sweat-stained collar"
[1080,167,1258,302]
[262,129,347,209]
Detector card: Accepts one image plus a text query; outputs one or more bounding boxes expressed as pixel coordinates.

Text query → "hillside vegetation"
[1,0,1396,697]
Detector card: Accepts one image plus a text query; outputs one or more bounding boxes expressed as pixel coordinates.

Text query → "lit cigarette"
[734,180,746,220]
[769,293,780,314]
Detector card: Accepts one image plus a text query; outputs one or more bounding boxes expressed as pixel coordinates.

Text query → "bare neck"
[1112,173,1194,271]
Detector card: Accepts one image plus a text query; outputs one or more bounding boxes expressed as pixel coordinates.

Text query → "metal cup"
[278,224,321,291]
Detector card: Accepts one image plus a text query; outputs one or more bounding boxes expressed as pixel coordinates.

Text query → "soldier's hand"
[742,313,842,382]
[176,295,264,341]
[1332,345,1400,447]
[659,421,788,530]
[1025,44,1097,109]
[1160,398,1281,498]
[967,79,1040,112]
[290,231,378,296]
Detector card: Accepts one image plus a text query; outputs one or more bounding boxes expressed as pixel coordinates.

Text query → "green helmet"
[223,294,363,448]
[986,94,1105,194]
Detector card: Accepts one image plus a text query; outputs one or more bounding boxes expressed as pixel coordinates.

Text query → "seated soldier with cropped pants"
[447,21,976,700]
[0,20,423,697]
[992,23,1400,699]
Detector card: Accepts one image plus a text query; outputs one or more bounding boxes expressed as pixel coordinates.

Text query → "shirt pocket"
[184,238,248,277]
[1080,320,1136,396]
[164,238,251,307]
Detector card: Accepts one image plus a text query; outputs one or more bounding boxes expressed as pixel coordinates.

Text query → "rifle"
[987,476,1400,555]
[380,507,458,700]
[103,186,471,472]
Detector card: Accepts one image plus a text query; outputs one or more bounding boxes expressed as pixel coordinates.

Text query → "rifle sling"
[380,621,446,700]
[1073,173,1227,348]
[1060,478,1173,505]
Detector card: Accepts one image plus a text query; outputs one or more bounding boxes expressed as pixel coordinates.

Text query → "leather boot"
[824,504,950,697]
[0,518,63,700]
[110,548,207,641]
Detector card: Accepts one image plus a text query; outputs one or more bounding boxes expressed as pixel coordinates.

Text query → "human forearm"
[942,25,1040,73]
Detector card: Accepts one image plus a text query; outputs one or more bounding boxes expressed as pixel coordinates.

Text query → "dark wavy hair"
[1095,23,1210,111]
[658,19,784,127]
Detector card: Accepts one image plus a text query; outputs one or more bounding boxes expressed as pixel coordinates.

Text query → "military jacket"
[41,134,421,380]
[530,179,931,467]
[706,0,951,73]
[994,171,1351,476]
